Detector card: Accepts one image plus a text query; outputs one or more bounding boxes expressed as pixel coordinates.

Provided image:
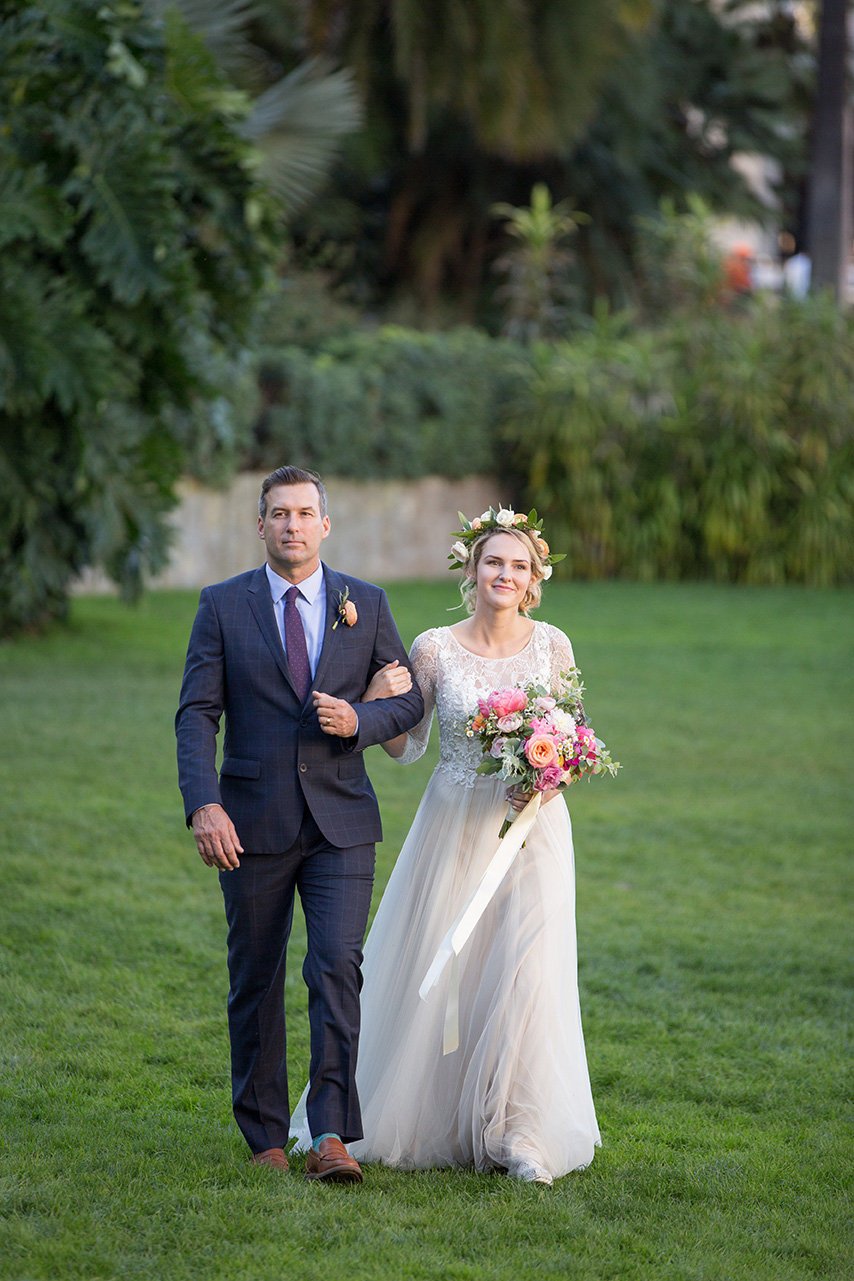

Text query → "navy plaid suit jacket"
[175,563,424,852]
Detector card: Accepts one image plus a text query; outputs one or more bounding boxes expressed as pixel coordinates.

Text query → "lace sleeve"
[546,623,576,685]
[395,630,439,765]
[547,624,588,725]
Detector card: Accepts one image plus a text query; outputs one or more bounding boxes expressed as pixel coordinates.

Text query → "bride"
[292,509,600,1184]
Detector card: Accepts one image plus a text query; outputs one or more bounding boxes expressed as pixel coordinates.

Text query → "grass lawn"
[1,580,851,1281]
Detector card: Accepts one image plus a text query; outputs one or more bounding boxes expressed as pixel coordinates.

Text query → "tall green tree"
[0,0,278,634]
[280,0,809,319]
[290,0,651,316]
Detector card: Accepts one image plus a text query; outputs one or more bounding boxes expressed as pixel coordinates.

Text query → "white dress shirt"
[266,561,327,677]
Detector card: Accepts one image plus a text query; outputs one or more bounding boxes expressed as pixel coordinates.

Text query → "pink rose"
[534,696,556,712]
[497,712,523,732]
[486,687,528,719]
[525,734,559,769]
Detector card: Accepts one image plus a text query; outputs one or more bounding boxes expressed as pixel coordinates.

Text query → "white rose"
[496,508,515,527]
[542,564,553,579]
[479,510,492,522]
[451,540,468,561]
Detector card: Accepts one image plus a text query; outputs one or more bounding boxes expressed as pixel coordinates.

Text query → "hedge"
[248,325,528,478]
[247,297,853,586]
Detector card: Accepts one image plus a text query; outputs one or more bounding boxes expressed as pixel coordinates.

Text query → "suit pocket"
[221,756,261,780]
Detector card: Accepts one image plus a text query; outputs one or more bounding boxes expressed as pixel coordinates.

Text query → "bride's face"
[475,533,533,613]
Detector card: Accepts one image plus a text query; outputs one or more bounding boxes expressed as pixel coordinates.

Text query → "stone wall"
[75,474,498,592]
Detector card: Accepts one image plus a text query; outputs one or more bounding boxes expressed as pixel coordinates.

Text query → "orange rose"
[343,600,358,626]
[534,537,550,557]
[524,734,559,769]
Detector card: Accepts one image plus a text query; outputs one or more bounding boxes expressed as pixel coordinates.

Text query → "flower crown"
[448,506,566,580]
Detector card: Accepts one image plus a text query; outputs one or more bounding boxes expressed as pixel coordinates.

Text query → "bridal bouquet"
[465,669,620,835]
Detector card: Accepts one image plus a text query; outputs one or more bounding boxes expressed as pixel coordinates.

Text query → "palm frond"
[242,59,362,213]
[146,0,260,77]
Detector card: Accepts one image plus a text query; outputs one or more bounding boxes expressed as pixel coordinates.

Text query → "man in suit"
[176,466,424,1182]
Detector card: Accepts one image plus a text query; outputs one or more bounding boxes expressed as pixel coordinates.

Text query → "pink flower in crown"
[486,687,528,719]
[497,712,523,732]
[534,764,565,791]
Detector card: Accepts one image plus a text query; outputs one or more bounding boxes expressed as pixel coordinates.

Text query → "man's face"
[258,483,330,580]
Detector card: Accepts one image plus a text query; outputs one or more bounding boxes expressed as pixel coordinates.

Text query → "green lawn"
[1,581,851,1281]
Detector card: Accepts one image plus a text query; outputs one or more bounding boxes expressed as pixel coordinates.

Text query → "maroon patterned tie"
[284,586,311,703]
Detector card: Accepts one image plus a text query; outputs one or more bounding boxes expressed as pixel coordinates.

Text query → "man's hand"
[192,803,243,871]
[313,691,358,737]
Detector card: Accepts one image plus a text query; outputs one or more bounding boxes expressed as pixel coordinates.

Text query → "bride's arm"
[361,632,438,760]
[362,661,413,757]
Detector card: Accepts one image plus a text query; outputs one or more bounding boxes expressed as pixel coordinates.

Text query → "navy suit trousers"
[219,812,375,1153]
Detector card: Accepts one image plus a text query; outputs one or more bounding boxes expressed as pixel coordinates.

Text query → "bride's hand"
[363,659,412,702]
[506,784,561,812]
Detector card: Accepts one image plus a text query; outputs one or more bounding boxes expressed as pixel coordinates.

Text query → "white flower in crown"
[451,540,469,562]
[495,507,515,527]
[479,510,491,521]
[542,565,553,580]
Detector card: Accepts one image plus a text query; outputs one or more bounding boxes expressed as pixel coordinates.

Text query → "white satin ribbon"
[419,791,543,1054]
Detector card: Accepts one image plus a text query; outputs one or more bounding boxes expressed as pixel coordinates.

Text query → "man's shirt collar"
[265,561,324,604]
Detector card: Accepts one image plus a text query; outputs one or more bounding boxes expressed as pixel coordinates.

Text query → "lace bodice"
[397,622,577,787]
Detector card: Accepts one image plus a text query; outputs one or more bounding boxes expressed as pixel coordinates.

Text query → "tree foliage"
[282,0,809,319]
[0,0,280,634]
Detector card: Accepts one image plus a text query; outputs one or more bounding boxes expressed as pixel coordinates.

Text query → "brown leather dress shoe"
[251,1147,289,1170]
[304,1137,363,1183]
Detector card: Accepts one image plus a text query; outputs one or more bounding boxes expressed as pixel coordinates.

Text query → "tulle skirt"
[291,769,600,1177]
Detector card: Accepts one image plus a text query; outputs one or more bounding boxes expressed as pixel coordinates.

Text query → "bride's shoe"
[507,1158,553,1186]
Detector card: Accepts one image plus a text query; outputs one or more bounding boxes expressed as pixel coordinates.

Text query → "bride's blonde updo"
[460,527,548,615]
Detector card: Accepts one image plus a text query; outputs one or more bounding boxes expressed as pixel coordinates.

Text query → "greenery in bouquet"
[466,670,620,835]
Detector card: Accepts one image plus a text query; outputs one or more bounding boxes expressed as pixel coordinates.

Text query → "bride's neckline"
[447,622,538,661]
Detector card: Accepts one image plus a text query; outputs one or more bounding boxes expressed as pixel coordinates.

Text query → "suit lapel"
[246,565,301,701]
[310,564,347,696]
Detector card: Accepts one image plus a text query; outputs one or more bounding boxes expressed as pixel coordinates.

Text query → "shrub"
[0,0,277,634]
[503,296,854,586]
[248,326,530,478]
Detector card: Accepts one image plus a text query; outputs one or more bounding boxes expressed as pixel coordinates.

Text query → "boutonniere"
[332,585,358,630]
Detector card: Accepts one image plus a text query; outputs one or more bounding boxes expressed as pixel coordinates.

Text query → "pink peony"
[485,687,528,719]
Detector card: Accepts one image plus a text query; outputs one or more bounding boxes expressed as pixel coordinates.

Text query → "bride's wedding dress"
[291,620,600,1178]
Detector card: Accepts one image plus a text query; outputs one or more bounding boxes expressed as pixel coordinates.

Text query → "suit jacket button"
[299,763,308,773]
